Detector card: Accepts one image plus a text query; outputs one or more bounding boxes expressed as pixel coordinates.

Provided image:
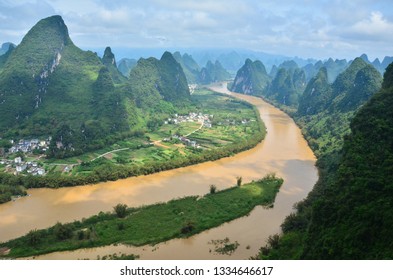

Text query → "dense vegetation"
[296,58,382,158]
[255,62,391,260]
[265,67,306,107]
[231,59,270,96]
[0,16,190,160]
[231,59,306,107]
[1,175,283,258]
[172,51,200,83]
[198,60,231,84]
[0,184,26,204]
[0,89,266,193]
[101,46,127,84]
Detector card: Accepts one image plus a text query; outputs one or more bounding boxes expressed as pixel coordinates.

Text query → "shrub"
[181,221,195,234]
[53,222,73,240]
[113,203,128,218]
[209,184,217,194]
[236,176,242,187]
[27,229,41,246]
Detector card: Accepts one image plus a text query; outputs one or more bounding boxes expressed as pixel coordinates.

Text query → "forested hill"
[230,59,270,96]
[257,63,392,260]
[198,60,231,84]
[301,63,393,259]
[172,51,200,83]
[0,15,106,137]
[101,46,127,84]
[0,15,190,158]
[128,51,190,110]
[296,58,382,158]
[172,52,231,85]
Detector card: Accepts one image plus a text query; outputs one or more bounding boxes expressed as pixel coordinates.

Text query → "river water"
[0,83,317,259]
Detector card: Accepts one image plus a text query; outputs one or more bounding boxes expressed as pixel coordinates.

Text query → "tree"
[209,184,217,194]
[27,229,41,246]
[113,203,128,218]
[236,176,242,187]
[53,222,73,240]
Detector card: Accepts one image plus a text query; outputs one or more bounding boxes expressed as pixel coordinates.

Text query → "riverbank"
[1,175,283,259]
[0,89,266,198]
[0,84,316,259]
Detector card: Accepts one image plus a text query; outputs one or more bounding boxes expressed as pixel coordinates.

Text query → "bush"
[236,176,242,187]
[53,222,73,240]
[27,229,41,246]
[117,222,125,230]
[209,184,217,194]
[113,203,128,218]
[181,221,195,234]
[77,230,85,240]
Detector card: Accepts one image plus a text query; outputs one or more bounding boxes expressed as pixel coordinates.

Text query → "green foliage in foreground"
[1,175,283,258]
[258,63,393,260]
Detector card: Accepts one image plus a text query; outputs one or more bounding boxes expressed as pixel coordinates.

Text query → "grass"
[1,175,283,258]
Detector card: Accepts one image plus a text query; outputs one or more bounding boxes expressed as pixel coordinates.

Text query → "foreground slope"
[261,63,392,260]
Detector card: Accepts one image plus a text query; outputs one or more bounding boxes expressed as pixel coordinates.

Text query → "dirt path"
[90,148,130,161]
[184,121,204,137]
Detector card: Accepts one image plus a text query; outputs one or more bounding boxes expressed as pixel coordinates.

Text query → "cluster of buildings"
[161,112,215,149]
[8,138,50,154]
[0,157,45,176]
[170,135,199,148]
[165,112,213,128]
[0,138,50,176]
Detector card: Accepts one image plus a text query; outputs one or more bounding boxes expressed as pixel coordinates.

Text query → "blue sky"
[0,0,392,60]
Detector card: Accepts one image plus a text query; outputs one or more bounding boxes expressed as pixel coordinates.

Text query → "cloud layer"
[0,0,392,60]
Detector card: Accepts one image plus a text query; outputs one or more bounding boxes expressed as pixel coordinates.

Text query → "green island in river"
[0,175,283,258]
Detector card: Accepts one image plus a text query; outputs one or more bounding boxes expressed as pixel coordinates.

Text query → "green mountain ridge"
[254,59,387,260]
[0,43,15,69]
[101,46,127,84]
[231,58,306,106]
[0,42,16,56]
[117,58,137,77]
[230,59,270,96]
[0,15,190,159]
[284,63,392,259]
[198,60,231,84]
[266,67,306,106]
[172,51,200,83]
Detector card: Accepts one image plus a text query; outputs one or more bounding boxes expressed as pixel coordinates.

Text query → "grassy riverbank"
[0,88,266,199]
[0,175,282,258]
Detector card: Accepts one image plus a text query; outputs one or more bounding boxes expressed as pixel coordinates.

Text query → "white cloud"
[345,11,393,40]
[0,0,392,60]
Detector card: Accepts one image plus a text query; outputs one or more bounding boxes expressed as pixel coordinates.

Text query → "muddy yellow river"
[0,83,317,259]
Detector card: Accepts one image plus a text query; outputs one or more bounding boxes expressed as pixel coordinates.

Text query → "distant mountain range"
[172,52,231,84]
[0,42,15,56]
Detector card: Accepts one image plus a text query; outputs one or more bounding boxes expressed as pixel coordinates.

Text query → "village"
[0,138,50,176]
[162,112,213,148]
